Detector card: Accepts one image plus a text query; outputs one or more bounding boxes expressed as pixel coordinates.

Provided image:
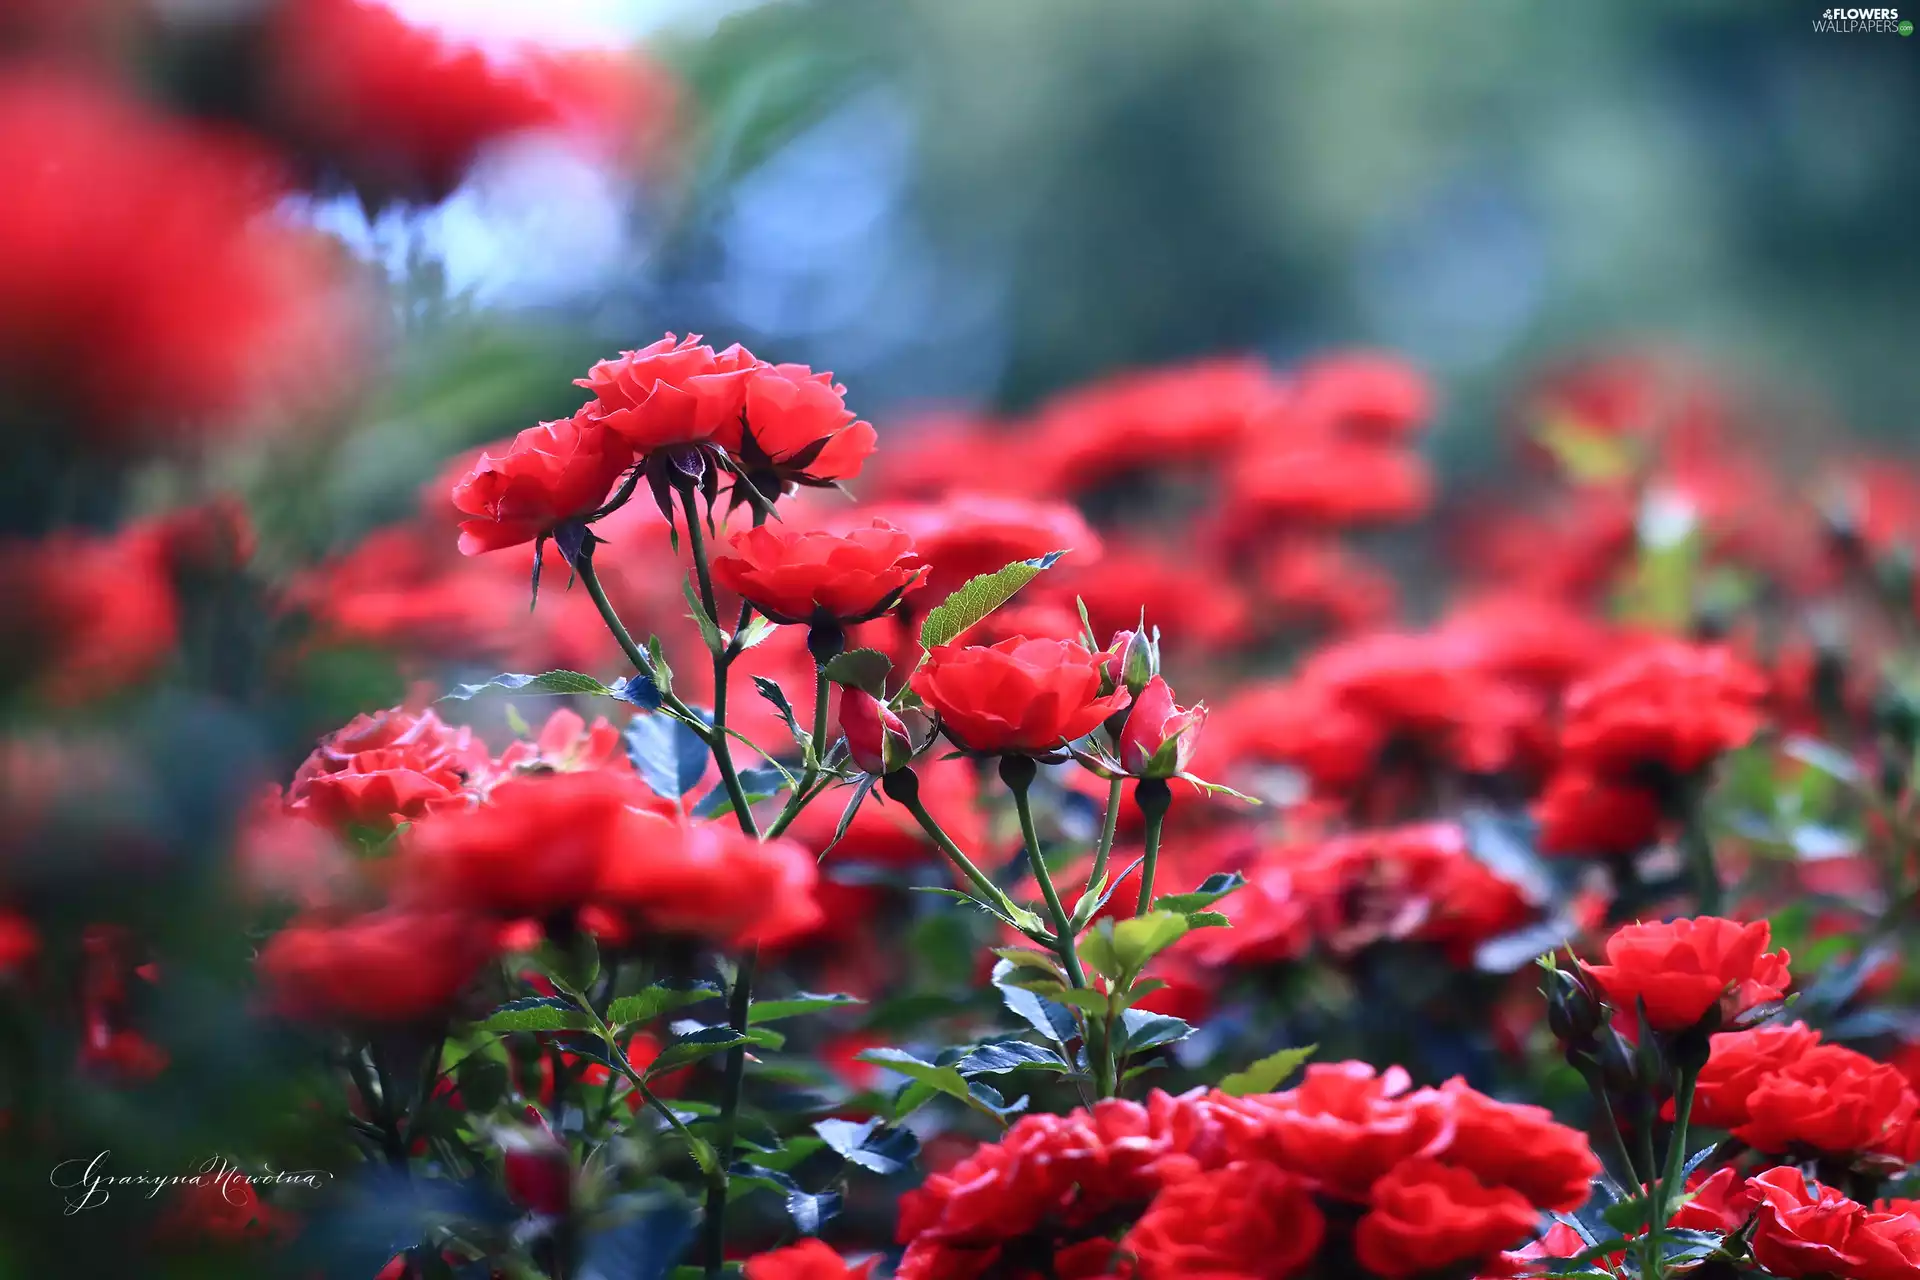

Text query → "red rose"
[1124,1162,1324,1279]
[912,637,1131,756]
[1354,1158,1538,1280]
[1534,770,1663,858]
[258,910,492,1024]
[596,809,823,948]
[1734,1043,1919,1164]
[1688,1022,1824,1128]
[400,769,657,919]
[451,408,634,554]
[710,520,927,625]
[1668,1166,1761,1233]
[723,362,878,490]
[1225,1063,1452,1203]
[575,332,761,453]
[1748,1168,1872,1278]
[1225,438,1431,530]
[1582,915,1791,1033]
[1290,351,1432,443]
[0,522,180,706]
[499,1127,572,1217]
[1855,1210,1920,1280]
[744,1238,877,1280]
[289,706,487,834]
[1118,676,1207,779]
[1560,640,1768,780]
[839,685,912,776]
[1436,1080,1600,1212]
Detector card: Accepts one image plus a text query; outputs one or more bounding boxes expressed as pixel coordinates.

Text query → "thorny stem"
[888,772,1017,913]
[1133,778,1172,915]
[1088,777,1123,893]
[679,483,757,839]
[765,664,831,839]
[1003,759,1089,990]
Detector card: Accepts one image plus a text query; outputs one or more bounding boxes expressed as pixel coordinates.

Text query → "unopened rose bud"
[1117,676,1205,779]
[499,1128,572,1217]
[1118,628,1159,697]
[1543,967,1602,1050]
[838,685,912,775]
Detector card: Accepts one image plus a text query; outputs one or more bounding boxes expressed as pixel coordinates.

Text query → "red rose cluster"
[1689,1022,1920,1169]
[452,333,877,556]
[891,1063,1597,1280]
[254,706,821,1024]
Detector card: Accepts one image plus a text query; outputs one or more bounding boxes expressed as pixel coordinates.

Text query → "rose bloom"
[576,332,761,454]
[1353,1158,1538,1280]
[400,769,668,919]
[0,522,179,706]
[1221,1063,1454,1203]
[1747,1168,1880,1278]
[1118,676,1206,778]
[912,637,1131,756]
[1435,1079,1601,1211]
[451,408,635,554]
[851,495,1103,604]
[1735,1043,1920,1164]
[1222,438,1432,533]
[1534,769,1663,858]
[711,520,926,625]
[724,362,878,490]
[1560,640,1768,780]
[595,809,823,949]
[1044,542,1254,656]
[288,707,488,834]
[744,1239,877,1280]
[258,910,493,1024]
[1582,915,1791,1033]
[1290,351,1433,443]
[1124,1162,1324,1280]
[1688,1021,1825,1128]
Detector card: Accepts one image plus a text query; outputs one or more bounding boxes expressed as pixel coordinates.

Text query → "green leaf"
[685,578,727,654]
[821,773,876,856]
[918,551,1067,650]
[624,713,712,799]
[991,947,1065,975]
[442,670,617,702]
[1119,1009,1192,1053]
[1152,871,1247,914]
[855,1047,978,1119]
[1083,911,1190,981]
[647,1027,754,1078]
[748,993,866,1025]
[694,763,792,819]
[1184,911,1230,929]
[481,996,593,1033]
[823,648,892,696]
[607,982,722,1029]
[733,614,780,651]
[1218,1045,1318,1097]
[646,635,675,696]
[954,1041,1073,1076]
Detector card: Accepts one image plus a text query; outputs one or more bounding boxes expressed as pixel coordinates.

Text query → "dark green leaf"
[955,1041,1073,1076]
[608,982,723,1029]
[693,763,792,818]
[624,713,711,799]
[482,996,592,1033]
[647,1027,754,1078]
[1119,1009,1191,1053]
[748,992,865,1024]
[823,647,893,696]
[1152,871,1247,914]
[442,670,616,701]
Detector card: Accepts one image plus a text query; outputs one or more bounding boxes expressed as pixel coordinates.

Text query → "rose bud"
[839,685,912,775]
[1118,676,1206,779]
[1104,628,1160,697]
[499,1127,572,1217]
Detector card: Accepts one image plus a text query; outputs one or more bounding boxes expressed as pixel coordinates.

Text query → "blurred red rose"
[259,910,492,1024]
[596,809,823,949]
[1354,1158,1537,1280]
[1582,916,1791,1033]
[0,71,356,438]
[289,707,487,834]
[157,1166,291,1246]
[0,523,178,705]
[499,1127,572,1217]
[744,1238,877,1280]
[451,408,635,555]
[912,638,1131,756]
[711,520,926,625]
[1560,640,1768,781]
[1290,351,1432,443]
[400,769,666,919]
[851,495,1102,604]
[1534,770,1663,858]
[1125,1161,1323,1279]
